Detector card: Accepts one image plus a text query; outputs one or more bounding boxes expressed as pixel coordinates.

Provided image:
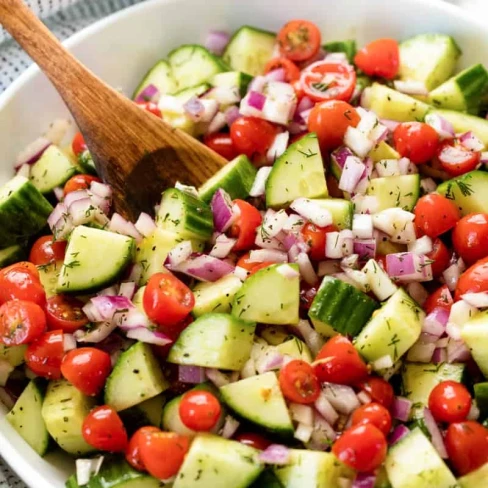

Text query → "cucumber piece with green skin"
[458,461,488,488]
[369,141,401,163]
[65,476,80,488]
[198,154,257,203]
[354,288,424,368]
[119,394,166,434]
[86,459,161,488]
[133,59,177,100]
[402,362,466,420]
[399,34,461,91]
[156,188,213,241]
[0,175,53,248]
[461,309,488,378]
[57,226,135,294]
[0,245,25,267]
[172,83,212,101]
[260,326,292,346]
[220,372,293,435]
[276,337,313,363]
[385,428,457,488]
[38,261,62,298]
[173,434,263,488]
[168,313,255,371]
[366,174,420,212]
[232,264,300,325]
[323,40,356,62]
[192,274,243,317]
[474,382,488,420]
[78,150,97,175]
[223,25,276,76]
[250,470,284,488]
[309,276,379,337]
[0,344,27,367]
[105,342,168,412]
[41,379,95,455]
[211,71,253,97]
[7,378,49,456]
[266,133,328,209]
[429,64,488,114]
[374,467,393,488]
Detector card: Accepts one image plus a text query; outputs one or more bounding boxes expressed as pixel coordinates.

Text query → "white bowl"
[0,0,487,486]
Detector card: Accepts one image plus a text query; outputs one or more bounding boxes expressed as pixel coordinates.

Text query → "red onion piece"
[75,321,118,343]
[352,473,376,488]
[118,282,136,300]
[168,253,235,282]
[224,105,241,126]
[391,396,412,422]
[135,212,156,238]
[264,68,286,83]
[295,319,325,356]
[211,189,235,232]
[90,295,134,321]
[248,249,288,263]
[63,334,77,352]
[322,383,360,414]
[307,411,337,451]
[331,146,355,173]
[204,30,230,56]
[205,368,235,387]
[15,136,51,169]
[210,234,236,259]
[249,166,272,198]
[290,198,333,227]
[134,83,160,103]
[109,213,142,242]
[344,126,374,159]
[432,347,447,364]
[258,444,291,465]
[423,408,448,458]
[247,75,266,94]
[339,156,365,193]
[247,91,266,111]
[461,292,488,308]
[446,339,471,363]
[115,307,151,331]
[353,239,376,260]
[297,252,318,285]
[178,365,206,384]
[126,327,172,346]
[314,391,339,426]
[424,113,455,140]
[221,415,240,439]
[183,96,205,121]
[459,131,484,152]
[388,424,410,446]
[167,241,193,268]
[393,80,428,96]
[422,308,448,337]
[407,342,435,363]
[267,131,289,163]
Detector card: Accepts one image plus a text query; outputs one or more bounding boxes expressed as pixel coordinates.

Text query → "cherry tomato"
[179,390,222,431]
[234,432,272,450]
[428,380,472,423]
[277,20,321,62]
[356,376,394,409]
[0,300,46,346]
[437,139,481,177]
[25,330,64,379]
[135,101,162,118]
[125,426,160,471]
[393,122,439,164]
[452,213,488,266]
[300,222,339,261]
[235,252,275,277]
[82,405,128,452]
[61,347,112,396]
[203,133,239,160]
[143,272,194,330]
[72,132,87,156]
[455,256,488,301]
[308,100,360,151]
[0,263,45,307]
[1,261,39,279]
[414,194,460,238]
[424,285,453,315]
[229,199,263,251]
[139,430,190,480]
[264,57,301,82]
[230,117,277,161]
[45,295,89,333]
[291,79,306,101]
[351,402,392,436]
[29,236,67,266]
[426,238,451,278]
[314,336,368,385]
[354,38,399,79]
[332,424,387,472]
[445,421,488,475]
[279,359,320,404]
[64,174,101,195]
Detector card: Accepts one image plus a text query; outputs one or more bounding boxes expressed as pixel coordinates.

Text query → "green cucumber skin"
[323,40,357,62]
[0,244,26,267]
[474,382,488,421]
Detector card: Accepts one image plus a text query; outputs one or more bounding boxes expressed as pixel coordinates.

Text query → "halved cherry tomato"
[308,100,360,151]
[437,139,481,177]
[126,426,160,471]
[72,132,87,156]
[230,117,278,162]
[455,256,488,301]
[452,213,488,266]
[351,402,392,436]
[25,330,64,379]
[429,380,472,423]
[314,335,368,385]
[445,421,488,475]
[424,285,454,315]
[279,359,320,404]
[0,300,46,346]
[356,376,394,409]
[143,272,194,330]
[29,235,67,266]
[45,295,89,333]
[354,38,399,79]
[82,405,128,452]
[61,347,112,396]
[300,222,339,261]
[179,390,222,432]
[64,174,101,195]
[229,199,263,251]
[426,238,451,278]
[301,62,356,103]
[277,20,321,62]
[393,122,439,164]
[414,194,460,238]
[332,424,387,472]
[203,132,239,160]
[234,432,272,450]
[135,101,162,118]
[0,263,45,307]
[264,57,301,82]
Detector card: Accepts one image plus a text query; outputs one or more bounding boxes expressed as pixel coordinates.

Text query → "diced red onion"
[205,88,238,108]
[259,444,291,465]
[388,424,410,446]
[211,189,236,233]
[75,321,118,343]
[16,164,30,178]
[406,282,429,306]
[248,249,288,264]
[89,295,133,322]
[419,332,440,344]
[422,308,448,337]
[210,234,236,259]
[391,396,412,422]
[247,75,266,94]
[255,350,284,374]
[290,198,333,227]
[52,213,74,241]
[255,230,285,251]
[118,282,136,300]
[267,131,289,163]
[90,181,112,199]
[63,334,77,352]
[325,230,354,259]
[128,263,142,283]
[183,96,205,121]
[51,186,64,202]
[276,264,300,280]
[353,239,376,261]
[134,83,160,104]
[459,131,484,152]
[206,112,227,134]
[168,253,234,282]
[317,261,341,278]
[436,337,450,348]
[109,213,142,242]
[314,391,339,425]
[339,156,365,193]
[369,123,389,143]
[357,107,378,134]
[375,159,400,178]
[249,166,272,198]
[44,119,70,146]
[48,202,68,230]
[264,68,286,83]
[134,213,156,237]
[386,252,430,281]
[247,91,266,111]
[294,422,313,443]
[224,105,241,126]
[204,30,230,55]
[261,209,288,238]
[467,402,480,421]
[221,415,240,439]
[344,126,374,158]
[372,354,394,370]
[423,408,448,458]
[15,136,51,168]
[322,383,360,414]
[115,307,151,331]
[443,259,465,291]
[178,365,206,384]
[446,322,462,341]
[353,194,380,215]
[126,327,172,346]
[282,214,305,234]
[379,118,400,131]
[64,190,90,208]
[357,391,372,404]
[296,96,314,114]
[307,412,337,450]
[67,198,95,226]
[296,319,325,356]
[341,254,359,270]
[331,146,355,173]
[407,342,435,363]
[393,80,428,96]
[461,292,488,308]
[205,368,234,387]
[352,214,373,239]
[447,339,471,363]
[75,457,104,486]
[166,241,193,268]
[424,113,455,140]
[481,151,488,164]
[432,347,447,364]
[297,252,318,285]
[290,403,314,426]
[420,177,438,194]
[408,235,433,256]
[352,473,376,488]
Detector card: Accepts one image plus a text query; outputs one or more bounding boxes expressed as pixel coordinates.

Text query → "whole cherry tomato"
[82,405,128,452]
[25,330,64,379]
[356,376,394,409]
[455,256,488,301]
[179,390,222,431]
[204,133,239,161]
[29,236,67,266]
[414,194,460,238]
[277,20,321,62]
[71,132,87,156]
[264,57,301,83]
[300,223,339,261]
[354,38,399,79]
[393,122,439,164]
[424,285,453,315]
[64,174,101,195]
[0,262,46,307]
[426,238,451,278]
[229,199,263,251]
[452,213,488,265]
[45,295,89,333]
[279,359,320,404]
[351,402,392,436]
[125,426,160,471]
[0,300,46,346]
[230,117,277,161]
[428,380,472,423]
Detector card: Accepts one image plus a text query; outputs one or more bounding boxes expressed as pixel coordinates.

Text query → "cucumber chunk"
[250,470,284,488]
[369,141,401,163]
[461,309,488,378]
[323,40,356,62]
[458,461,488,488]
[474,382,488,420]
[366,174,420,212]
[232,264,300,325]
[7,378,49,456]
[57,226,135,294]
[211,71,253,97]
[192,274,243,317]
[38,261,61,298]
[297,198,353,230]
[276,337,313,363]
[119,394,166,434]
[133,59,177,100]
[220,372,293,435]
[0,245,25,267]
[0,344,27,367]
[266,133,328,209]
[105,342,168,412]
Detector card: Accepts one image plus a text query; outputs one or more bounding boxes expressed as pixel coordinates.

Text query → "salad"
[1,17,488,488]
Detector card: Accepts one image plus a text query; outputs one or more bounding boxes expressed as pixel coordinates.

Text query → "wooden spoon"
[0,0,228,220]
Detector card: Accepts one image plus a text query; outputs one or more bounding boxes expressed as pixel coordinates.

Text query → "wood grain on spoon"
[0,0,228,220]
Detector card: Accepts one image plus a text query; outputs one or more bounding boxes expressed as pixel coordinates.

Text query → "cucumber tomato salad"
[2,19,488,488]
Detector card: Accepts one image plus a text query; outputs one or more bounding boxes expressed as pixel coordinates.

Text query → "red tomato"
[351,402,392,436]
[332,424,387,472]
[203,133,239,160]
[125,426,160,471]
[143,272,194,330]
[64,174,101,195]
[300,222,339,261]
[437,140,481,177]
[414,194,460,238]
[279,359,320,404]
[445,421,488,475]
[249,262,277,276]
[139,431,190,480]
[72,132,87,156]
[264,57,301,83]
[235,253,276,277]
[356,376,394,409]
[29,236,67,266]
[135,101,162,118]
[426,238,451,278]
[452,213,488,266]
[291,79,306,101]
[234,432,272,450]
[308,100,360,151]
[82,405,128,452]
[428,380,472,423]
[301,62,356,103]
[2,261,40,280]
[277,20,321,62]
[45,295,89,333]
[424,285,453,314]
[314,336,368,385]
[354,38,399,79]
[25,330,64,379]
[455,256,488,300]
[393,122,440,164]
[179,390,222,431]
[229,199,263,251]
[61,347,112,396]
[0,300,46,346]
[0,263,45,307]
